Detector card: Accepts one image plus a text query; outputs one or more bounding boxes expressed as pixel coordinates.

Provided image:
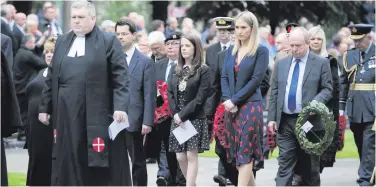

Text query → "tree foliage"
[186,1,373,36]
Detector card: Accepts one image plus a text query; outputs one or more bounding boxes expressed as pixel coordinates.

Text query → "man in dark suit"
[1,34,14,70]
[1,4,18,56]
[339,24,375,186]
[115,18,157,186]
[154,32,185,186]
[268,27,333,186]
[38,5,62,36]
[13,13,26,51]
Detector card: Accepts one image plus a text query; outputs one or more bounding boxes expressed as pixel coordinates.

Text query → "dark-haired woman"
[168,34,211,186]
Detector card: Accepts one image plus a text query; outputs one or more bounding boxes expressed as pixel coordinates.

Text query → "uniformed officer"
[339,23,375,186]
[205,17,234,186]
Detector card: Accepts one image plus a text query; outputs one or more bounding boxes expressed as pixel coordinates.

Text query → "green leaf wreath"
[295,100,336,156]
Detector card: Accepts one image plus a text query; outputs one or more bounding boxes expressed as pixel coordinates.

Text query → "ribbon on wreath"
[337,115,346,151]
[154,81,172,124]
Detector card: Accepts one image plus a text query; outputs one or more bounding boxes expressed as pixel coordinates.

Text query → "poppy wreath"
[213,104,226,145]
[154,81,171,124]
[337,115,346,151]
[295,100,336,156]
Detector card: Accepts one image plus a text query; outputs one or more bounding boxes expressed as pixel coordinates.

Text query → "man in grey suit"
[115,18,157,186]
[268,27,333,186]
[1,33,13,71]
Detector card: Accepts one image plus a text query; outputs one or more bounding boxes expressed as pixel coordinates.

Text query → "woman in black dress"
[25,37,56,186]
[308,25,341,173]
[167,34,211,186]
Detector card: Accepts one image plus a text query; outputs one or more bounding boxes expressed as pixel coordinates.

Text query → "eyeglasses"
[165,41,180,47]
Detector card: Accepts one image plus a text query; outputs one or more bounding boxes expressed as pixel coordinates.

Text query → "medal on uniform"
[360,64,366,74]
[369,56,375,68]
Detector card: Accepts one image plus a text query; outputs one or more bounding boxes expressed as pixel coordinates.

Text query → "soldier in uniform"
[339,23,375,186]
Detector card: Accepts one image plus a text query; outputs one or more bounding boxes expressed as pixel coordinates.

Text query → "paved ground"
[6,148,359,186]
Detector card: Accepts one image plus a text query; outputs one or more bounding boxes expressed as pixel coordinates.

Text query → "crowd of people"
[1,0,375,186]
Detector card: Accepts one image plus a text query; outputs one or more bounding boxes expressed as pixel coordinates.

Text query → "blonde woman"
[25,37,56,186]
[221,11,269,186]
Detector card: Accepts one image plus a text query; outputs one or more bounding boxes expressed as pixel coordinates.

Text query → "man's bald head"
[289,27,310,58]
[275,33,289,52]
[15,12,26,26]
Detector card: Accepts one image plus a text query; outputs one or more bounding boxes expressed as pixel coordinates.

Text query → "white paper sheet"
[172,120,198,145]
[301,121,313,133]
[108,118,129,140]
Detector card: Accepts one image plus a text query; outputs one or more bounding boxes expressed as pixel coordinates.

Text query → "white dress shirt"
[125,45,136,66]
[166,59,176,81]
[220,42,231,51]
[283,50,309,114]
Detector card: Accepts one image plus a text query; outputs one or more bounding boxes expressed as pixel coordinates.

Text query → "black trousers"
[125,130,148,186]
[1,138,8,186]
[156,118,185,185]
[144,126,159,160]
[350,122,375,186]
[276,113,320,186]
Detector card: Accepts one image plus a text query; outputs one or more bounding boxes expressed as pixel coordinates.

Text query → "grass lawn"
[200,130,358,159]
[7,130,358,186]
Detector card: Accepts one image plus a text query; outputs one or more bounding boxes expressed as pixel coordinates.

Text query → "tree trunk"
[151,1,169,21]
[268,1,280,35]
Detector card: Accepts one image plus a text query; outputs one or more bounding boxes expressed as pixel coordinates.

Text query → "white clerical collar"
[125,45,136,59]
[67,36,85,57]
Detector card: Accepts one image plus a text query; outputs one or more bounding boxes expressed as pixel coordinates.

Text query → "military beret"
[348,23,374,40]
[286,23,299,33]
[212,17,235,30]
[165,32,182,42]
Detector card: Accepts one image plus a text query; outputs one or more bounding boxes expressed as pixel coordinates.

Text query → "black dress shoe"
[226,179,232,185]
[156,177,168,186]
[213,175,227,186]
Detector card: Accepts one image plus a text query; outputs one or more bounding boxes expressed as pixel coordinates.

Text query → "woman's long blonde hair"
[43,36,57,53]
[308,25,328,57]
[232,11,260,56]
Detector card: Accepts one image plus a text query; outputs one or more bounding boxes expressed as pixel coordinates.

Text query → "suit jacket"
[205,42,222,68]
[1,51,22,137]
[268,51,333,127]
[339,43,375,123]
[155,57,174,82]
[13,46,47,95]
[12,24,24,51]
[126,48,157,132]
[168,64,211,122]
[221,45,269,107]
[1,34,13,71]
[1,20,18,56]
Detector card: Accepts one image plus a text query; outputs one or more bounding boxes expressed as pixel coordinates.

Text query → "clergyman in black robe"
[38,1,131,185]
[1,50,23,186]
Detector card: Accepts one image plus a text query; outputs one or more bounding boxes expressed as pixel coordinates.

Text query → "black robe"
[39,26,131,186]
[25,69,53,186]
[1,50,22,186]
